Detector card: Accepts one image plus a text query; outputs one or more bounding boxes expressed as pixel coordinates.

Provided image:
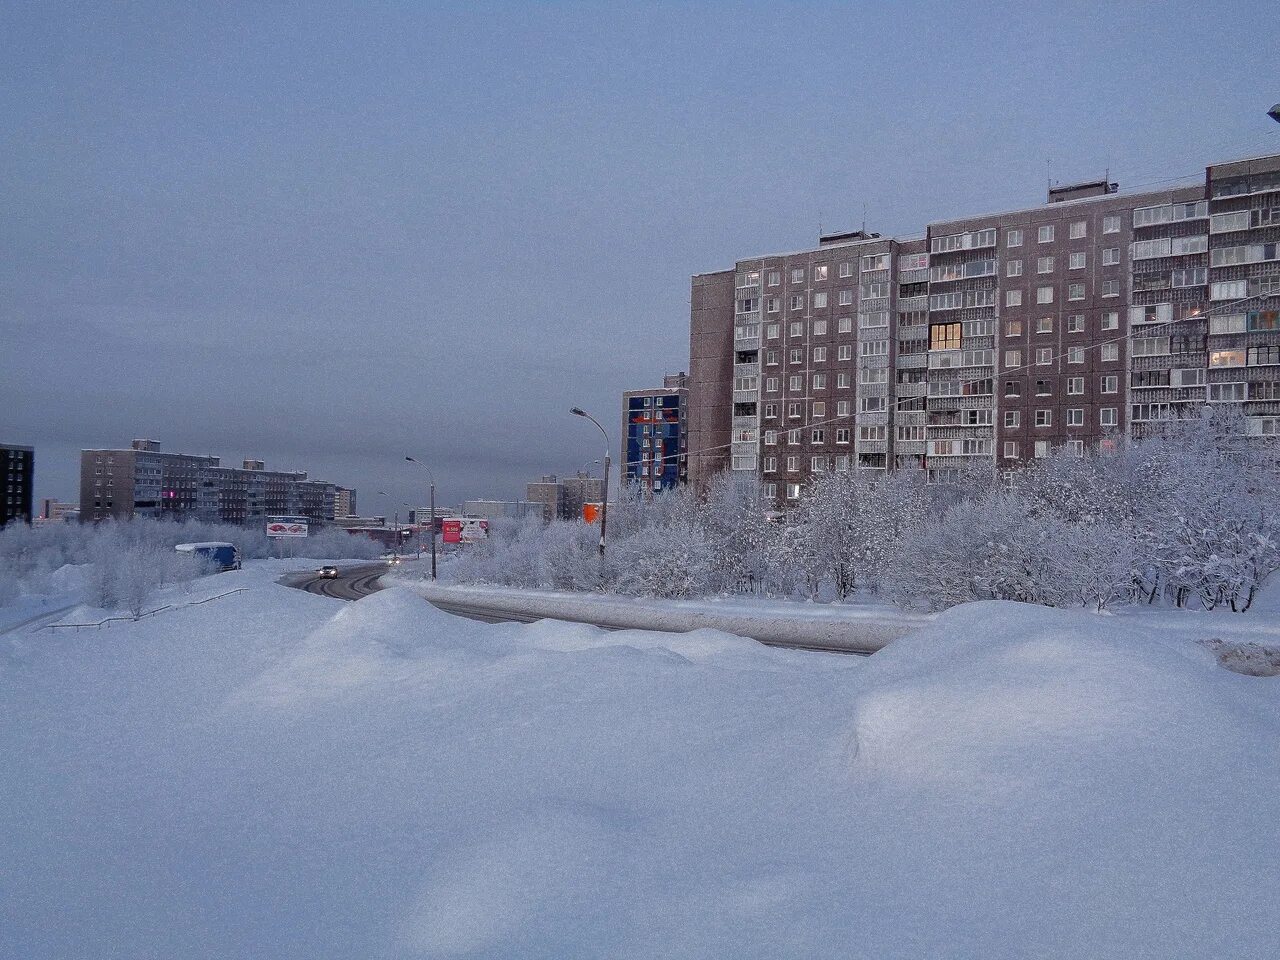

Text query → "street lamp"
[405,456,437,580]
[570,407,611,557]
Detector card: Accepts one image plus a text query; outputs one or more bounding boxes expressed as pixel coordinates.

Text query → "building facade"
[79,439,342,525]
[526,473,607,522]
[334,486,357,518]
[38,499,80,523]
[2,443,34,527]
[622,372,688,492]
[688,151,1280,499]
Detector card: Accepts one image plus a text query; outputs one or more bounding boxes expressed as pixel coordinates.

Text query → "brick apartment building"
[688,151,1280,500]
[79,439,342,525]
[2,443,34,527]
[622,372,689,493]
[526,473,607,522]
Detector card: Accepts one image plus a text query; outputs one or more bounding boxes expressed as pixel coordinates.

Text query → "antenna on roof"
[861,201,867,234]
[1046,158,1052,190]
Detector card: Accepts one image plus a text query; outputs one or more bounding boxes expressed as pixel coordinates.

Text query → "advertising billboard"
[266,516,310,538]
[442,518,488,544]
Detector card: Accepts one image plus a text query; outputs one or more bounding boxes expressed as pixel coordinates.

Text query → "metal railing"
[43,588,248,631]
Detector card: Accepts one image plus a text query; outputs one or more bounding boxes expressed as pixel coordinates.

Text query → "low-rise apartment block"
[79,439,343,524]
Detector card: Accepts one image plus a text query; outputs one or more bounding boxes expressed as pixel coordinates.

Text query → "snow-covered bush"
[442,414,1278,613]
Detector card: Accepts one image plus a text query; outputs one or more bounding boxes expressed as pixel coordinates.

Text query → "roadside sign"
[442,518,488,544]
[266,516,309,538]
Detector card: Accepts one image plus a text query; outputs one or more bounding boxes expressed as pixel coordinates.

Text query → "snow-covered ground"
[2,564,1278,958]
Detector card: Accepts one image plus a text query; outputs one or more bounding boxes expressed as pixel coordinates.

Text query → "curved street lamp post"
[570,407,611,557]
[404,457,437,580]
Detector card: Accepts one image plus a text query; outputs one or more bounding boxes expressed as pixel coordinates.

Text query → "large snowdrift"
[2,572,1277,959]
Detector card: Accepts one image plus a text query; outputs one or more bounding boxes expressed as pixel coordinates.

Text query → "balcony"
[895,381,927,397]
[855,439,888,453]
[897,323,928,341]
[896,353,927,369]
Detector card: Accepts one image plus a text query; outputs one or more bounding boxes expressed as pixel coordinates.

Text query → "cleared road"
[280,563,389,601]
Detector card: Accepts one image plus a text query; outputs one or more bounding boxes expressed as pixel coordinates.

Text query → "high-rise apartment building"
[688,151,1280,499]
[622,372,689,492]
[2,443,34,527]
[334,486,357,518]
[79,439,342,524]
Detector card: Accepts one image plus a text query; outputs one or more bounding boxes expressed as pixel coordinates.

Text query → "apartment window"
[1036,347,1053,365]
[1002,321,1021,338]
[1101,279,1120,297]
[763,457,776,473]
[1069,221,1087,240]
[1210,349,1246,368]
[765,377,779,392]
[1101,311,1119,331]
[786,482,801,500]
[763,402,777,418]
[1249,345,1280,366]
[789,321,803,337]
[791,268,804,284]
[812,292,828,308]
[1037,256,1054,274]
[764,430,777,446]
[1068,282,1085,301]
[1101,375,1118,393]
[1004,441,1019,459]
[789,375,803,390]
[1004,350,1022,368]
[1035,378,1051,396]
[837,373,851,388]
[837,344,852,361]
[1067,314,1085,333]
[1067,408,1083,426]
[836,428,850,444]
[836,400,851,416]
[812,346,827,362]
[766,297,780,313]
[1067,377,1084,395]
[811,457,826,473]
[1006,290,1023,307]
[766,323,781,339]
[860,339,889,357]
[1036,316,1053,334]
[787,429,800,443]
[929,322,961,351]
[812,374,827,389]
[1069,252,1087,270]
[767,271,781,286]
[1034,440,1049,458]
[1102,247,1120,266]
[1036,286,1054,304]
[1004,410,1020,428]
[788,404,802,419]
[790,295,804,310]
[838,261,853,278]
[1038,224,1054,243]
[789,347,803,364]
[838,289,853,306]
[1007,259,1023,277]
[1100,408,1118,427]
[1007,229,1023,247]
[813,264,828,281]
[1035,410,1052,427]
[838,316,853,333]
[1208,383,1247,402]
[1005,380,1021,397]
[811,429,825,443]
[1066,346,1084,364]
[1103,215,1120,234]
[1101,344,1119,362]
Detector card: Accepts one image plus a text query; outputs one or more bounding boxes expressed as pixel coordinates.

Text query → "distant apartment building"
[688,151,1280,500]
[38,499,80,523]
[2,443,34,527]
[461,499,541,521]
[79,439,342,524]
[526,473,607,522]
[622,372,688,492]
[334,486,357,518]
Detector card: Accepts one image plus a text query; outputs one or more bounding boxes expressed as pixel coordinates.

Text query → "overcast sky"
[3,1,1277,511]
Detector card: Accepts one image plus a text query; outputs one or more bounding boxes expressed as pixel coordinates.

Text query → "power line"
[621,293,1270,473]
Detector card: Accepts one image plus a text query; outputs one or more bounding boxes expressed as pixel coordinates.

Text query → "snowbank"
[2,575,1278,958]
[402,580,928,652]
